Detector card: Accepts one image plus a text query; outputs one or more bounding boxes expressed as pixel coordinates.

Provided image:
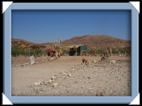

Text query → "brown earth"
[12,56,131,96]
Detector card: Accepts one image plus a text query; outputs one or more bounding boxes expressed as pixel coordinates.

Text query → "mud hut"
[68,44,88,56]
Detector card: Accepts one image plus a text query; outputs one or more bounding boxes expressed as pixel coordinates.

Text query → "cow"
[46,48,61,61]
[47,48,56,57]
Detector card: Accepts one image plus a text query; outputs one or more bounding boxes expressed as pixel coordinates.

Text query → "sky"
[12,10,131,43]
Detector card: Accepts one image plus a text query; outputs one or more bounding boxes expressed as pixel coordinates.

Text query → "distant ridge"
[12,34,130,49]
[62,34,130,48]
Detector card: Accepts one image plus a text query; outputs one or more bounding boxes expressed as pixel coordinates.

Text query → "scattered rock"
[92,59,98,64]
[110,60,116,64]
[52,83,58,88]
[34,81,41,86]
[62,72,67,75]
[42,81,48,85]
[67,73,72,77]
[47,79,54,84]
[51,75,56,81]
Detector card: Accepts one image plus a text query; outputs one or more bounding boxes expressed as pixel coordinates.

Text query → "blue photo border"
[3,3,139,104]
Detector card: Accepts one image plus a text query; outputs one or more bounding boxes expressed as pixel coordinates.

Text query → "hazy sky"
[12,10,131,43]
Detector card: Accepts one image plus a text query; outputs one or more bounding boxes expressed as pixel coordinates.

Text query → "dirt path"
[12,56,131,96]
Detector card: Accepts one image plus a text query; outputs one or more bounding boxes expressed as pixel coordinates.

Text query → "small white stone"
[51,75,56,80]
[52,83,58,88]
[62,72,67,75]
[67,73,71,77]
[34,81,41,86]
[48,79,53,84]
[93,59,98,64]
[110,60,116,64]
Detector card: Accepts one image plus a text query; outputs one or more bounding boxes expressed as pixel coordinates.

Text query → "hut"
[68,44,88,56]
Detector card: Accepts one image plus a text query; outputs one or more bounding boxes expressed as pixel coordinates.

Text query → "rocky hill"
[62,35,130,48]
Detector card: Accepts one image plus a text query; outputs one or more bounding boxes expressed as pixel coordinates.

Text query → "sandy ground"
[12,56,131,96]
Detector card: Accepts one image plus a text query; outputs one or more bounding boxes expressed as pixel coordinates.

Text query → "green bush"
[12,46,47,57]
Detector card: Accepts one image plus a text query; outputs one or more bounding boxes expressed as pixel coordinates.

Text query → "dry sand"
[12,56,131,96]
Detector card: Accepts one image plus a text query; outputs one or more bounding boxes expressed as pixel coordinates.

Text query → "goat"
[81,58,89,65]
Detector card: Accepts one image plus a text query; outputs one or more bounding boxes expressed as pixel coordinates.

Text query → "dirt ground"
[12,56,131,96]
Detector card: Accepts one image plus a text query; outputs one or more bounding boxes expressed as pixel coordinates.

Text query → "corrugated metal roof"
[66,44,86,48]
